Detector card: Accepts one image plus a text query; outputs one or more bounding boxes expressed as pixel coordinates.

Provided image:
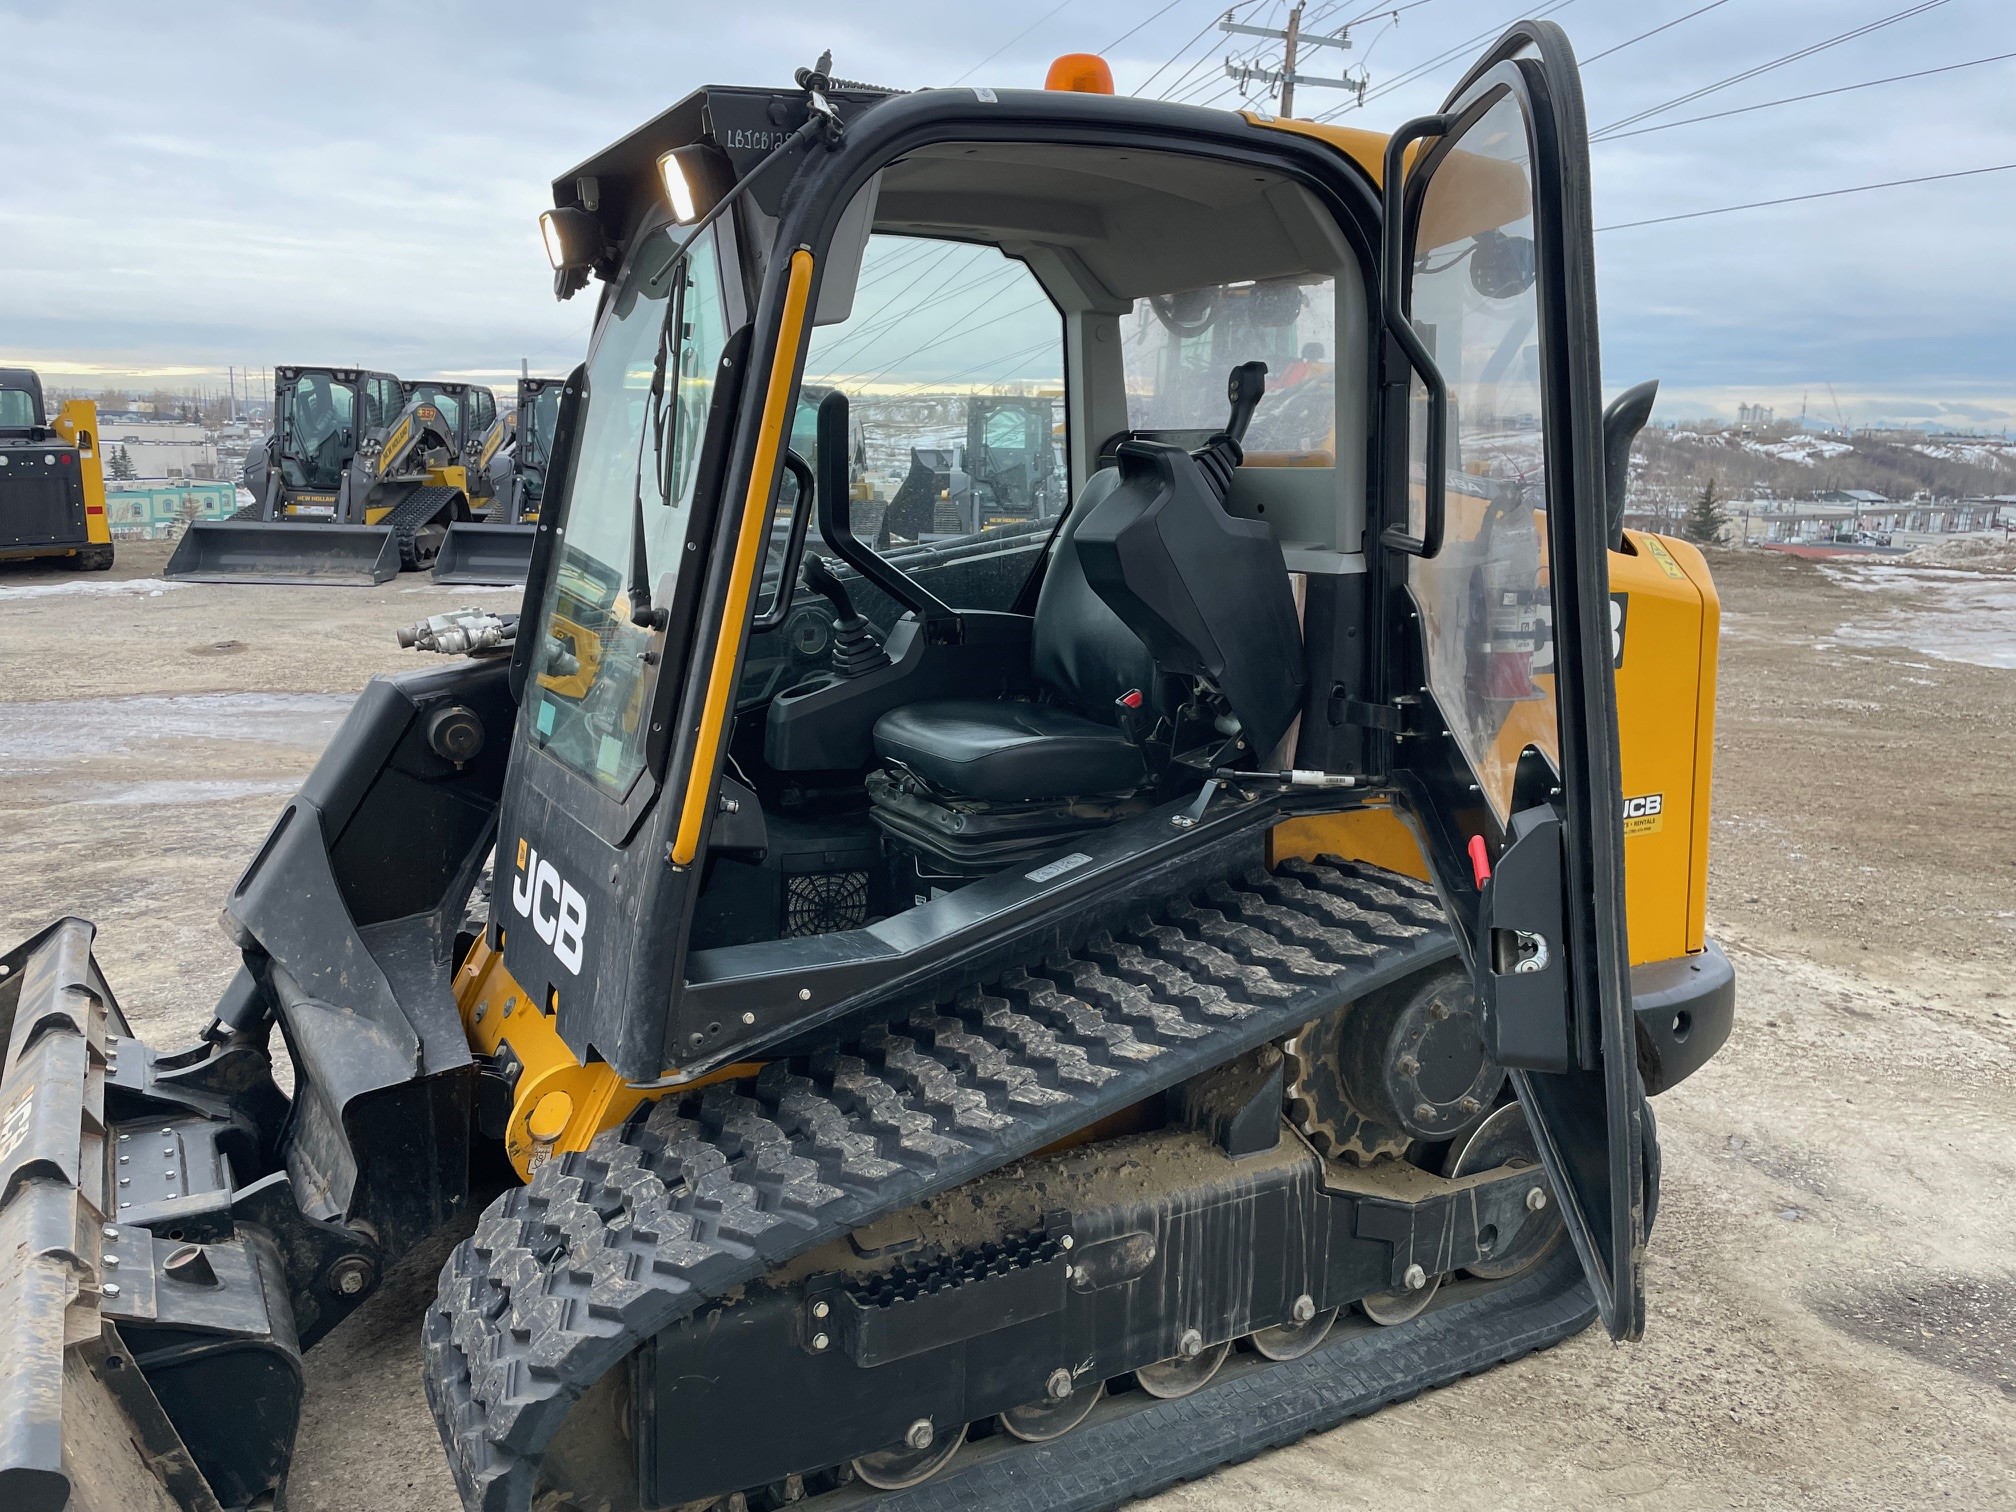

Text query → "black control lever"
[801,554,855,620]
[1192,360,1269,501]
[1222,360,1268,448]
[802,556,889,678]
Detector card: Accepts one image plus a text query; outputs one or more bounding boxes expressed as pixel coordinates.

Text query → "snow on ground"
[0,577,187,601]
[1742,435,1855,463]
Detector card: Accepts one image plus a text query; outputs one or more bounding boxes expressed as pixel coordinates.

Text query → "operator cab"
[623,137,1373,946]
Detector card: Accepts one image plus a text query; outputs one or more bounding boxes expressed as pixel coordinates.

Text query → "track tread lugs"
[421,859,1457,1512]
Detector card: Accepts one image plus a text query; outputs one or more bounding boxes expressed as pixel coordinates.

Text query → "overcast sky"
[2,0,2010,428]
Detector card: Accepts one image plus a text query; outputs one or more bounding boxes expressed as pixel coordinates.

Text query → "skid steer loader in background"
[166,366,484,584]
[1,24,1736,1512]
[0,370,113,572]
[435,375,566,586]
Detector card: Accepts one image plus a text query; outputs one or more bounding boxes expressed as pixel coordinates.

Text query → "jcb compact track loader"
[435,376,565,587]
[167,365,483,584]
[0,370,113,572]
[1,25,1735,1512]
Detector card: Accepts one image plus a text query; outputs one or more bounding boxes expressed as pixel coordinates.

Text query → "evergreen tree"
[1683,476,1728,545]
[107,445,137,481]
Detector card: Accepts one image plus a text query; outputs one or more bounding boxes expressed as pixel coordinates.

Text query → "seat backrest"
[1073,438,1305,757]
[1030,468,1159,719]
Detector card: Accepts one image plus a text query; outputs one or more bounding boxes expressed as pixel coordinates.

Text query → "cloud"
[3,0,2011,429]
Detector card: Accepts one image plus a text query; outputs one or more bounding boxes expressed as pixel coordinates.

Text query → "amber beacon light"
[1045,53,1115,94]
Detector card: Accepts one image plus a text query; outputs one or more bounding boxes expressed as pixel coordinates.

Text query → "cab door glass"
[1405,90,1552,823]
[282,373,354,489]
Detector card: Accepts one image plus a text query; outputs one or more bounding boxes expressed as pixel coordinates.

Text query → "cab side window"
[797,234,1066,622]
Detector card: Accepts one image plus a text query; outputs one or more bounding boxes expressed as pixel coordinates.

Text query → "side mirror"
[1602,379,1658,550]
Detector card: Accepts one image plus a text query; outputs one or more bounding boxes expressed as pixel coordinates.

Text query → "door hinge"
[1328,685,1416,733]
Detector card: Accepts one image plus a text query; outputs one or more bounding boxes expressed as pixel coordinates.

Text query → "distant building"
[1815,488,1890,506]
[106,481,239,539]
[1736,403,1773,426]
[1854,499,2004,535]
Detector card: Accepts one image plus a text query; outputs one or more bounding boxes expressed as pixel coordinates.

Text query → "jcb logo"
[1621,792,1665,837]
[510,840,587,974]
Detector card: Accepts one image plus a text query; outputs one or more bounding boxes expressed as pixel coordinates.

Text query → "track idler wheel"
[1360,1263,1441,1325]
[1134,1333,1232,1399]
[999,1373,1104,1442]
[1445,1101,1565,1280]
[850,1418,967,1490]
[1248,1294,1340,1360]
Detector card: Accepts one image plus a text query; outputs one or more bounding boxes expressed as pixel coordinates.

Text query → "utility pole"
[1221,3,1366,117]
[1279,3,1303,118]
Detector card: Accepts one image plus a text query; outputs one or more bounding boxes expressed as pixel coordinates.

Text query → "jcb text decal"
[1622,792,1665,837]
[510,842,587,974]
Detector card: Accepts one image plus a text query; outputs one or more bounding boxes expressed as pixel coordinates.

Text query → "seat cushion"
[873,699,1145,803]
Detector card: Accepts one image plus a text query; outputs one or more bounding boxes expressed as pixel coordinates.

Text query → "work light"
[656,145,729,226]
[538,207,602,271]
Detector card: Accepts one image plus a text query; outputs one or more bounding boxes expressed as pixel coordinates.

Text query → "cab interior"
[689,139,1379,956]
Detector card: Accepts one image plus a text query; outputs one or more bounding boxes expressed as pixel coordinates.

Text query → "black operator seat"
[871,466,1158,802]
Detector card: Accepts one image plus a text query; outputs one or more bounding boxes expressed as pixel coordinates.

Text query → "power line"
[1318,0,1576,118]
[1592,0,1956,137]
[948,0,1074,86]
[1139,2,1261,94]
[1579,0,1736,66]
[1105,0,1194,53]
[1595,50,2016,141]
[1595,160,2016,231]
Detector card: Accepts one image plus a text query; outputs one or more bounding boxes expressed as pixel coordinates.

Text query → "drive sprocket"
[1285,960,1503,1164]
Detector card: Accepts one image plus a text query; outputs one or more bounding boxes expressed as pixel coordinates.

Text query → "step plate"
[424,859,1458,1512]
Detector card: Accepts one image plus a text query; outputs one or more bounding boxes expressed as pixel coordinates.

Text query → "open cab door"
[1375,21,1647,1338]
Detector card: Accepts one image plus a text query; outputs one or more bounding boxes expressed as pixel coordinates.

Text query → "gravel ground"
[2,541,2010,1511]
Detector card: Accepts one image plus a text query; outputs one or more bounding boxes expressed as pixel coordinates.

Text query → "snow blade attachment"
[0,921,305,1512]
[431,520,534,585]
[0,919,137,1512]
[164,519,400,585]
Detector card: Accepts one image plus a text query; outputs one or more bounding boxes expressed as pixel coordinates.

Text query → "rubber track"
[423,859,1455,1512]
[388,484,463,570]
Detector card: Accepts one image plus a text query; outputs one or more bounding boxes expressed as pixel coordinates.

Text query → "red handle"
[1467,834,1492,891]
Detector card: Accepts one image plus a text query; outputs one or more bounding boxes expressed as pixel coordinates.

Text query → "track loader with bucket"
[1,25,1735,1512]
[435,376,566,587]
[167,366,484,584]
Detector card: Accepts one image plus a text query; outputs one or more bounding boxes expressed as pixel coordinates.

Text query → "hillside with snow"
[1631,424,2016,508]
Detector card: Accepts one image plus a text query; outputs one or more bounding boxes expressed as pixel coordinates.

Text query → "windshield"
[279,372,357,489]
[523,221,731,798]
[0,388,35,428]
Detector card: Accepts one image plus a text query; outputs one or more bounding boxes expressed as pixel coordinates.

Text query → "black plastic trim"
[1631,940,1734,1097]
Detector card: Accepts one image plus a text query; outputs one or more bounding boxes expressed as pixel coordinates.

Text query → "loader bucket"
[430,519,534,585]
[164,519,400,585]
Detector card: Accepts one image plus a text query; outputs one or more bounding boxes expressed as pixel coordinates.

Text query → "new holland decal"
[510,836,588,973]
